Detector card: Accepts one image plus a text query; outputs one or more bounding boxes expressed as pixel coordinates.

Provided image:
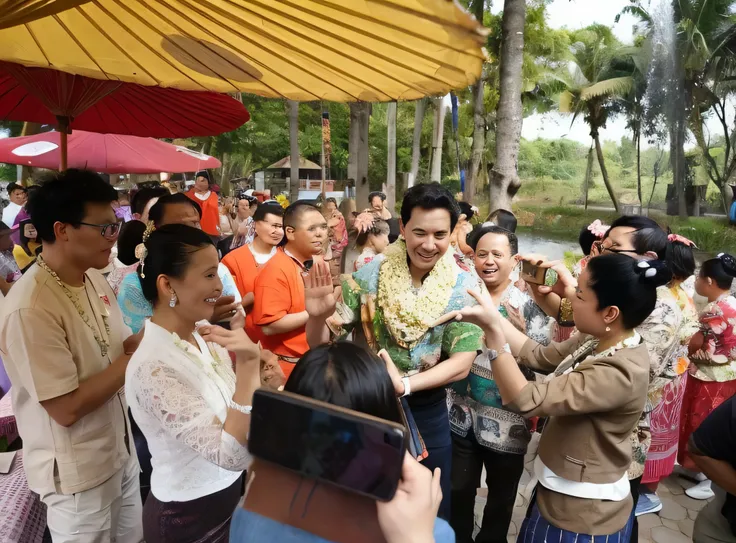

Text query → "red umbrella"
[0,130,222,174]
[0,62,249,169]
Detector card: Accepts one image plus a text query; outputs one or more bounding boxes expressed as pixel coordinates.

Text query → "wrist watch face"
[487,344,510,362]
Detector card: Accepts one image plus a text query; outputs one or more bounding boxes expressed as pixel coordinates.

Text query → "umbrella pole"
[56,116,70,171]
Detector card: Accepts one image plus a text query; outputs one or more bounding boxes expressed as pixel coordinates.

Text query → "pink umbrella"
[0,130,221,173]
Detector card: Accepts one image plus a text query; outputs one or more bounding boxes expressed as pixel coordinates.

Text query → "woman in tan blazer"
[449,253,671,542]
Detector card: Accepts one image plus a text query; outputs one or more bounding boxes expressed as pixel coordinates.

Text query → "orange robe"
[251,248,309,379]
[222,244,263,343]
[186,190,220,236]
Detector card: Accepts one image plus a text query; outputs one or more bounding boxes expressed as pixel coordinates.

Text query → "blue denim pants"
[410,397,453,520]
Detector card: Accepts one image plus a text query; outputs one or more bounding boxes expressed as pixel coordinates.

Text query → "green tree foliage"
[518,139,586,180]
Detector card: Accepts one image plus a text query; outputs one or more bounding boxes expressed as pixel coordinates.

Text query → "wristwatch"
[484,343,511,363]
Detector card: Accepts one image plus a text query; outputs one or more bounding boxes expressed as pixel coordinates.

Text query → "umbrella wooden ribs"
[0,62,250,170]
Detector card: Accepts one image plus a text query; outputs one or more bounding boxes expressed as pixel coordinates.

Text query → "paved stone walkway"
[473,434,708,542]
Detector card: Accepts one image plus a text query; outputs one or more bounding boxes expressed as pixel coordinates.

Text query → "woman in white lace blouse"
[125,224,260,542]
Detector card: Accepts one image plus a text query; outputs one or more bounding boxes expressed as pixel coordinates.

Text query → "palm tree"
[409,98,427,187]
[286,100,300,204]
[559,25,635,212]
[623,0,736,215]
[349,102,371,206]
[467,0,487,201]
[430,96,447,183]
[680,0,736,213]
[489,0,526,215]
[617,45,650,206]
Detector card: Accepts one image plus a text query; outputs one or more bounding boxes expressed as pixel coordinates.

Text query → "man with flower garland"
[326,182,484,519]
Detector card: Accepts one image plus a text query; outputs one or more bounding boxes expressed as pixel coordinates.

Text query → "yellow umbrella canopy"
[0,0,84,28]
[0,0,487,102]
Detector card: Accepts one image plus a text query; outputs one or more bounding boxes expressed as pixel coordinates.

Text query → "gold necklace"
[36,255,111,357]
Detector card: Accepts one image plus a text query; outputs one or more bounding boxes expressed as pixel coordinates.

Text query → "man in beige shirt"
[0,170,143,543]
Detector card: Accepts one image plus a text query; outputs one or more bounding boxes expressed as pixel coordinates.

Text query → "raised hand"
[211,295,239,323]
[430,288,502,333]
[376,453,442,543]
[230,305,246,331]
[516,254,577,298]
[199,323,259,365]
[304,257,336,319]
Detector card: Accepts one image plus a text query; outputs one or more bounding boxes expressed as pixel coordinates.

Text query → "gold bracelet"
[559,297,574,325]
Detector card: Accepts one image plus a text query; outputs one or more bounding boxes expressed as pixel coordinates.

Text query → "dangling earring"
[605,326,611,332]
[169,292,178,308]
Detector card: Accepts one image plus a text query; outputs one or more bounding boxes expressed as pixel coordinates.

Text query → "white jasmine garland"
[377,239,459,345]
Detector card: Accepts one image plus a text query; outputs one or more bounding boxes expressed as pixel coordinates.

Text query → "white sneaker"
[674,464,708,482]
[685,479,715,500]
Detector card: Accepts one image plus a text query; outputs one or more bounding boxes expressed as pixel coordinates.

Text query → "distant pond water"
[516,232,580,260]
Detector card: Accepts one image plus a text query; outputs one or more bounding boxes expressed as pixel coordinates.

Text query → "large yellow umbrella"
[0,0,487,101]
[0,0,83,28]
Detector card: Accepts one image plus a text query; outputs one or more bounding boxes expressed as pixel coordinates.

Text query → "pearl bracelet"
[229,401,252,415]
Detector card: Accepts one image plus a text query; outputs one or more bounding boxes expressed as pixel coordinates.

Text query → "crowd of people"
[0,168,736,543]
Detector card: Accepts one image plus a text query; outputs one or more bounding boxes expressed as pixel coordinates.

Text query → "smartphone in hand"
[249,389,406,501]
[520,261,548,285]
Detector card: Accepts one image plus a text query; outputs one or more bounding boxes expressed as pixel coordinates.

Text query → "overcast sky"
[492,0,641,146]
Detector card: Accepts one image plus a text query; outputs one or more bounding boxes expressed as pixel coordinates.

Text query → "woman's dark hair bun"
[137,224,214,304]
[633,259,672,288]
[587,254,669,329]
[718,253,736,277]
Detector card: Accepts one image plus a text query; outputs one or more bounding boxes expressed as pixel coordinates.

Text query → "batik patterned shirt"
[449,283,554,454]
[330,241,483,378]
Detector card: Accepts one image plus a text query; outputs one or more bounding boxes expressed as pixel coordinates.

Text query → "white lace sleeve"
[131,361,251,471]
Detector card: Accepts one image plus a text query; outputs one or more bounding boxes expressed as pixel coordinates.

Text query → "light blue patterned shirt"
[117,263,241,333]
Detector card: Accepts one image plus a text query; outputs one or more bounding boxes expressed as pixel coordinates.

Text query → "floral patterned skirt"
[678,376,736,471]
[642,372,688,484]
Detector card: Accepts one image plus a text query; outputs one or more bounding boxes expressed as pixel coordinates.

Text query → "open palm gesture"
[304,257,336,319]
[198,322,259,364]
[430,289,502,333]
